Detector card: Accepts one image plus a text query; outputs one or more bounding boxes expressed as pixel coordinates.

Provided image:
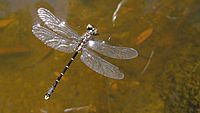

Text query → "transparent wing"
[80,48,124,79]
[87,40,138,59]
[37,8,80,40]
[32,24,78,53]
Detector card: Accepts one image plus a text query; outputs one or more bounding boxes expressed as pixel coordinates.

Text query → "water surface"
[0,0,199,113]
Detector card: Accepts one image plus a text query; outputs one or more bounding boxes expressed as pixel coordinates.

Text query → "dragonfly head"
[87,24,98,35]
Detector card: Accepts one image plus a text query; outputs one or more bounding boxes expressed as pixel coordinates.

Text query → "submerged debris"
[144,0,161,15]
[135,28,153,45]
[141,50,154,74]
[0,18,15,28]
[0,46,29,55]
[166,15,178,20]
[156,42,200,113]
[112,0,126,25]
[40,108,48,113]
[64,105,96,112]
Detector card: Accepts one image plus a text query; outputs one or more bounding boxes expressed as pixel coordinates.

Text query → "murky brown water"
[0,0,199,113]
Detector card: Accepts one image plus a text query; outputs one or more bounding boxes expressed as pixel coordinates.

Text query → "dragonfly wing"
[32,24,78,53]
[80,48,124,79]
[37,8,80,40]
[87,40,138,59]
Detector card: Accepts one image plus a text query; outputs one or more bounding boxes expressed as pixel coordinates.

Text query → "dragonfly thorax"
[76,24,97,51]
[76,31,93,51]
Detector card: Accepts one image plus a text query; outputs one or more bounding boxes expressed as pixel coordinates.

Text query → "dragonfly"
[32,8,138,100]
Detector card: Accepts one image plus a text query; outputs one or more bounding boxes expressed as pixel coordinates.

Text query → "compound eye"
[87,24,93,30]
[87,27,92,30]
[93,29,97,35]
